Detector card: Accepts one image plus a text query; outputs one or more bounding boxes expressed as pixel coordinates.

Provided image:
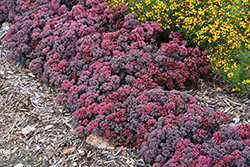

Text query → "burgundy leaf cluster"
[0,0,52,22]
[5,0,209,89]
[0,0,87,22]
[162,124,250,167]
[139,98,232,165]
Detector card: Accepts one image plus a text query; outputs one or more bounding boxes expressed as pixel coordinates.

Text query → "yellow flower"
[164,14,168,19]
[242,80,248,84]
[136,3,142,8]
[224,67,229,72]
[232,87,240,91]
[146,0,151,5]
[228,72,234,78]
[213,35,220,41]
[146,12,151,17]
[232,62,237,70]
[218,60,224,67]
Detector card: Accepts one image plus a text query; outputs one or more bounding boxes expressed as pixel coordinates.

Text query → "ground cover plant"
[106,0,250,95]
[2,0,250,166]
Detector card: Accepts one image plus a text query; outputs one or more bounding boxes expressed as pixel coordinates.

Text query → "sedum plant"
[106,0,250,95]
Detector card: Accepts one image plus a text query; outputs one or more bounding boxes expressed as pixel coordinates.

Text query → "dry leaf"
[63,147,76,155]
[86,134,115,150]
[215,87,222,92]
[204,96,209,100]
[81,151,86,156]
[122,150,126,157]
[131,142,141,149]
[55,88,61,92]
[79,133,86,138]
[21,66,29,70]
[8,136,19,141]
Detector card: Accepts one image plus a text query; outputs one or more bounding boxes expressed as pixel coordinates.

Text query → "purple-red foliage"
[5,0,66,66]
[71,86,232,148]
[59,0,85,10]
[233,123,250,146]
[0,0,17,22]
[4,1,210,143]
[149,125,250,167]
[154,32,209,86]
[0,0,52,22]
[5,0,209,90]
[0,0,86,22]
[0,3,8,22]
[140,101,232,165]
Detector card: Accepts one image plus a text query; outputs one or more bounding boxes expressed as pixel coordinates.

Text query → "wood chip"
[126,158,133,164]
[81,151,86,156]
[11,147,19,154]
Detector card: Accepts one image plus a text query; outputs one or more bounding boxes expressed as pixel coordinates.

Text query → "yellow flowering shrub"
[106,0,250,95]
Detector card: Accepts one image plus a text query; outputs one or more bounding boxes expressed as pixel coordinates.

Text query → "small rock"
[39,138,46,143]
[233,115,240,124]
[22,124,37,135]
[194,95,200,100]
[63,147,76,155]
[34,92,40,98]
[72,162,78,166]
[2,22,10,30]
[36,145,41,151]
[44,125,54,130]
[28,72,35,77]
[78,150,85,155]
[15,164,24,167]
